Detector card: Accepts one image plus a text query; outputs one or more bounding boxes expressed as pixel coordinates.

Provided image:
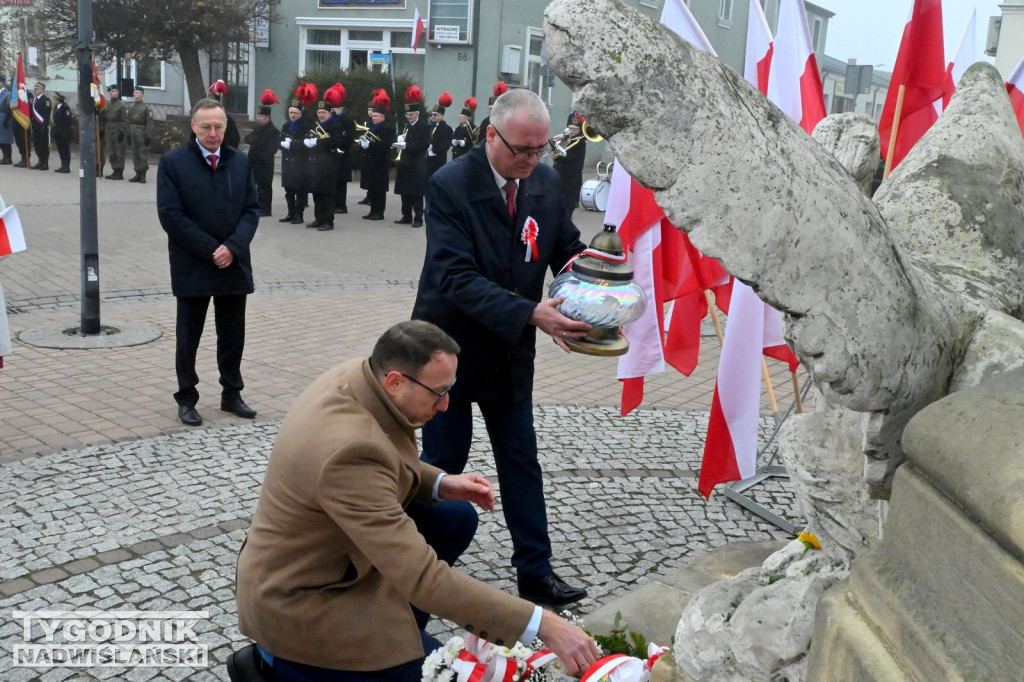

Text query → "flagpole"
[761,358,778,412]
[883,84,906,179]
[704,290,724,345]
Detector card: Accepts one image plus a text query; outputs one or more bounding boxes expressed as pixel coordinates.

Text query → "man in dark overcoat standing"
[392,86,430,227]
[411,88,592,607]
[157,98,260,427]
[244,90,280,217]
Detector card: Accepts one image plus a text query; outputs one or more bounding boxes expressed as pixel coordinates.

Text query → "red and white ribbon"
[521,216,539,262]
[523,649,559,680]
[557,247,629,276]
[579,649,664,682]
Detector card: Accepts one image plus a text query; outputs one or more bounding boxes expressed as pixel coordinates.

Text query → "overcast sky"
[814,0,1002,70]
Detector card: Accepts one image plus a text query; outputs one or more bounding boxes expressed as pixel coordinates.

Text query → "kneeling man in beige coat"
[229,320,599,681]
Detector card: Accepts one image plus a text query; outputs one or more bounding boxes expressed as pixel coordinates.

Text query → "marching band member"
[552,112,586,215]
[451,97,477,160]
[278,85,316,225]
[426,92,453,181]
[392,86,430,228]
[360,90,395,222]
[245,90,280,217]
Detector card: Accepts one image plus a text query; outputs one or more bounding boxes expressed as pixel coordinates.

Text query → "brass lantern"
[549,224,647,356]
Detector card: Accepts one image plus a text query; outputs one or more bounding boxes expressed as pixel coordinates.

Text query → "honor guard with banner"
[359,90,394,222]
[126,86,153,183]
[30,82,51,170]
[245,90,280,217]
[426,92,454,181]
[101,84,127,179]
[451,97,477,160]
[393,86,430,228]
[328,83,356,215]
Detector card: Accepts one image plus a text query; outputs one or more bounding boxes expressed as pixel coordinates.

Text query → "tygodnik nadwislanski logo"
[11,610,209,668]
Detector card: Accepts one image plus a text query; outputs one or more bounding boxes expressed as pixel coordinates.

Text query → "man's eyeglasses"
[492,126,549,161]
[400,372,456,405]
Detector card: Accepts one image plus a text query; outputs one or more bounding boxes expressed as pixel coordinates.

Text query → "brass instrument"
[356,129,381,145]
[355,122,369,133]
[393,125,407,161]
[549,132,583,156]
[582,120,604,142]
[310,122,344,155]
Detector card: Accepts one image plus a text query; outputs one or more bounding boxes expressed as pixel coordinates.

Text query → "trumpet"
[355,122,370,133]
[582,120,604,142]
[549,131,583,157]
[357,129,381,145]
[309,122,345,155]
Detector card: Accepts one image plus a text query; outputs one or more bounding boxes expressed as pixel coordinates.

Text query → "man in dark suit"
[228,321,600,681]
[359,93,394,221]
[156,98,260,427]
[328,84,356,215]
[393,88,430,228]
[244,92,280,217]
[412,88,592,607]
[51,94,73,173]
[425,97,454,182]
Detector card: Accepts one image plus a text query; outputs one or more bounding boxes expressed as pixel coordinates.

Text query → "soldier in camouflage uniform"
[127,86,154,183]
[101,84,127,180]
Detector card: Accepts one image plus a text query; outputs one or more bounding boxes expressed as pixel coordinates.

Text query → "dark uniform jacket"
[426,119,454,178]
[236,358,534,671]
[244,119,279,185]
[31,93,51,137]
[329,110,357,183]
[279,117,311,193]
[451,122,475,160]
[156,141,260,297]
[52,102,74,143]
[411,144,586,401]
[359,119,395,192]
[392,118,430,197]
[308,117,345,194]
[552,135,587,207]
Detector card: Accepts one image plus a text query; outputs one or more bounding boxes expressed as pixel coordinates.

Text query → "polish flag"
[943,8,976,108]
[615,0,730,415]
[412,6,425,51]
[1007,52,1024,137]
[697,0,808,498]
[11,52,31,130]
[745,0,774,95]
[91,59,107,111]
[0,204,27,257]
[879,0,945,170]
[766,0,827,133]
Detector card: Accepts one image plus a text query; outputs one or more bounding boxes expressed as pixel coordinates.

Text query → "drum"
[580,178,610,212]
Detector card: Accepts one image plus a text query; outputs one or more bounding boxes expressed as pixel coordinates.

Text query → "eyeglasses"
[400,372,456,405]
[492,126,549,161]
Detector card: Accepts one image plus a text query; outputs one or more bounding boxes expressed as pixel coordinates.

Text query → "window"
[309,29,342,45]
[390,32,412,48]
[719,0,733,22]
[811,17,824,52]
[350,30,383,42]
[526,29,546,98]
[135,58,164,89]
[306,50,341,71]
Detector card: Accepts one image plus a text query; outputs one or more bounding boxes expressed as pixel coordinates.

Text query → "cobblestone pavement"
[0,155,806,679]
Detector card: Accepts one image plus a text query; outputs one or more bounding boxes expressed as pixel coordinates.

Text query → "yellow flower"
[797,531,821,550]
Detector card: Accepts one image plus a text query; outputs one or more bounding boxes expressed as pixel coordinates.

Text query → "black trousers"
[400,195,423,221]
[285,190,307,218]
[255,176,273,214]
[313,192,335,224]
[32,127,49,166]
[368,188,386,216]
[55,137,71,170]
[174,294,247,407]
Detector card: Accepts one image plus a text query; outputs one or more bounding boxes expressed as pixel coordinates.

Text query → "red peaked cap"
[209,79,228,96]
[493,81,508,97]
[295,83,319,107]
[324,83,345,108]
[463,97,477,112]
[260,89,279,106]
[438,92,453,108]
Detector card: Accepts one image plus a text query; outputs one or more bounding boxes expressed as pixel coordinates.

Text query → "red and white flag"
[91,59,107,111]
[412,6,425,51]
[943,8,976,108]
[0,204,27,257]
[745,0,774,95]
[11,52,30,130]
[766,0,827,133]
[696,0,807,498]
[615,0,729,415]
[1007,52,1024,138]
[879,0,945,170]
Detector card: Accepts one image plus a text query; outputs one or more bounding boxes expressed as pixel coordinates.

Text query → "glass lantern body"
[548,270,647,328]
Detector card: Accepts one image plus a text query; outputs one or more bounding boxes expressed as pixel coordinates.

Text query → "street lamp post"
[78,0,100,335]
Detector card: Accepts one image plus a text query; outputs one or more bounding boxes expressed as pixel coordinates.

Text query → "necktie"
[504,180,516,220]
[209,154,218,170]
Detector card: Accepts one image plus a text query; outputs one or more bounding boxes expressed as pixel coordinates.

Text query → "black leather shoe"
[357,196,370,205]
[306,220,322,228]
[317,223,334,231]
[363,213,384,221]
[394,217,412,224]
[412,219,423,228]
[278,214,294,223]
[227,643,276,682]
[0,158,12,165]
[221,399,257,419]
[517,573,587,607]
[13,160,26,168]
[289,215,304,225]
[334,206,347,214]
[178,405,203,427]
